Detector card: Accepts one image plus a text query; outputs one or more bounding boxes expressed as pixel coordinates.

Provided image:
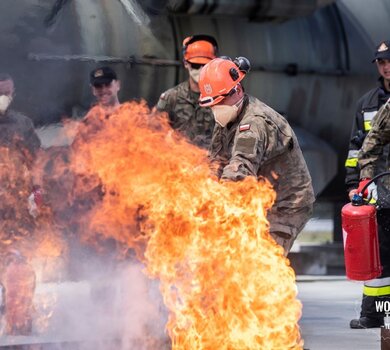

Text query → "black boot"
[350,317,383,329]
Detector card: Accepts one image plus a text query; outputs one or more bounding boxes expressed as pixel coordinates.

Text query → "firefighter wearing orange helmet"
[199,57,315,254]
[156,35,218,149]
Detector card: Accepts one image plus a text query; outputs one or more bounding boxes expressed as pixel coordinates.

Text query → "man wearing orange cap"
[156,35,218,149]
[198,57,315,254]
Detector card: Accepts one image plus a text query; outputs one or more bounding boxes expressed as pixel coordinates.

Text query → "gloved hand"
[28,185,43,218]
[357,178,378,202]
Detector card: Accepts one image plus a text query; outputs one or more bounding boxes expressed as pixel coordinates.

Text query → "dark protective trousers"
[360,208,390,319]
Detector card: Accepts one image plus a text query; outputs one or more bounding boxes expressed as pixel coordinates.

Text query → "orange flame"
[0,136,66,335]
[2,254,35,335]
[64,101,302,349]
[0,146,35,251]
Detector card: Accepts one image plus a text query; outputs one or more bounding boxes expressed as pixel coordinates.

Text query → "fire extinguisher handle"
[358,171,390,198]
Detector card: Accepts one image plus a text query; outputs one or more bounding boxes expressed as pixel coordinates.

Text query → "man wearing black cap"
[345,40,390,329]
[60,66,122,281]
[68,66,122,234]
[87,66,121,119]
[71,66,122,143]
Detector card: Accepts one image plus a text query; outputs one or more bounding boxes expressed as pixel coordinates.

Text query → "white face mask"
[0,95,12,114]
[189,67,201,83]
[211,97,244,127]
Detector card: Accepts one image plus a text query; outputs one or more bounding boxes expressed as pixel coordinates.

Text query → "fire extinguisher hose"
[358,171,390,196]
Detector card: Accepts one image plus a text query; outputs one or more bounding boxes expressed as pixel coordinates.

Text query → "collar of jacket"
[185,80,201,100]
[0,109,14,123]
[378,77,390,93]
[225,94,249,130]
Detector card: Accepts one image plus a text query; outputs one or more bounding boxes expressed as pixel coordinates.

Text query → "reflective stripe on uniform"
[363,277,390,296]
[345,158,358,167]
[345,150,359,168]
[363,285,390,296]
[363,111,377,131]
[365,277,390,287]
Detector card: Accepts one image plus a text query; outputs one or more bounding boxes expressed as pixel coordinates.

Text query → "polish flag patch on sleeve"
[239,124,251,132]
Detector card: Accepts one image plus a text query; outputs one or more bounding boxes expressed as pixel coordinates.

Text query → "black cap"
[90,66,117,85]
[372,40,390,62]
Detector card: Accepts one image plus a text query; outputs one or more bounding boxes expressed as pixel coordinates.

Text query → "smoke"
[0,113,170,349]
[33,260,169,349]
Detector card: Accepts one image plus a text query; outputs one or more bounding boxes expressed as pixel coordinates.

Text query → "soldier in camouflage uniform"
[0,73,41,243]
[156,35,218,149]
[0,74,40,334]
[198,57,315,254]
[347,41,390,329]
[353,99,390,329]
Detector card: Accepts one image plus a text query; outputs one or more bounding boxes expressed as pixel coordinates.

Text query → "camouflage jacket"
[345,82,390,192]
[156,81,215,149]
[209,95,315,232]
[0,109,41,166]
[0,109,41,232]
[359,99,390,197]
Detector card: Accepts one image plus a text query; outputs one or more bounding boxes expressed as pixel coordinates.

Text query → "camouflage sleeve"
[156,89,179,126]
[359,102,390,179]
[156,89,177,112]
[156,92,169,112]
[209,125,229,178]
[345,99,366,192]
[221,120,266,181]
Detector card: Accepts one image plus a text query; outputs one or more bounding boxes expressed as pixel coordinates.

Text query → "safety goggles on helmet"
[199,86,238,107]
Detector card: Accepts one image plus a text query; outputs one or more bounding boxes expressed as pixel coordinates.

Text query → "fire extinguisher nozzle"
[351,193,364,206]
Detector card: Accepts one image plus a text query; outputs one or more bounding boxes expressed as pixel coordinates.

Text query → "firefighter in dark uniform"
[345,40,390,329]
[156,35,218,149]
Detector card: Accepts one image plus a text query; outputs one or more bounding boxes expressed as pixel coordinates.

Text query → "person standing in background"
[156,35,218,149]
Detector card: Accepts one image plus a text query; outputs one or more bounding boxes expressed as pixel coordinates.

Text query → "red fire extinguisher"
[341,172,390,281]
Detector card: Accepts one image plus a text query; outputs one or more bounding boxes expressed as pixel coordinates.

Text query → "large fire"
[0,145,66,336]
[67,101,303,349]
[1,101,302,349]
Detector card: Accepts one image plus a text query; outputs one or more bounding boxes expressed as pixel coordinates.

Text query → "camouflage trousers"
[268,204,313,255]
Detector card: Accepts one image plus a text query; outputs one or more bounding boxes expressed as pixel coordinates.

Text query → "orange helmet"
[199,57,249,107]
[183,35,218,64]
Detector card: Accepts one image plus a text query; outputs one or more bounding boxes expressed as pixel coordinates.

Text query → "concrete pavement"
[298,277,382,350]
[0,275,384,349]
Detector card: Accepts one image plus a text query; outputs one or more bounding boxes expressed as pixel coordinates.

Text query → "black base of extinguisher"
[381,327,390,350]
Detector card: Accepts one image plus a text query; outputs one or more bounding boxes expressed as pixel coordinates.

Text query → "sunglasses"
[92,82,112,88]
[187,62,205,70]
